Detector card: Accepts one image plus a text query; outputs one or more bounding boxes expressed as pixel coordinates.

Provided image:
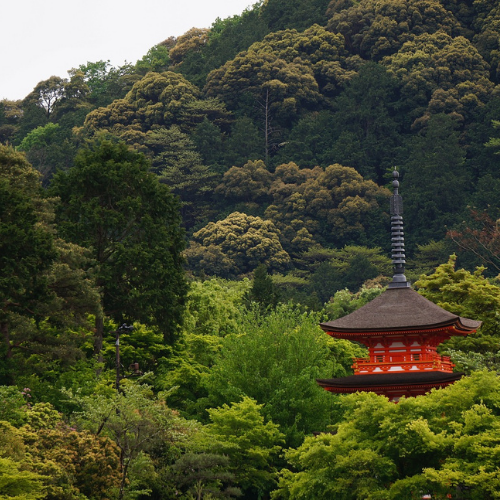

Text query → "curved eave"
[320,287,481,334]
[320,320,479,339]
[317,372,464,394]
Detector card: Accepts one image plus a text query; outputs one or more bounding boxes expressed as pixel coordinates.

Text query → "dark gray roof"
[317,371,464,389]
[320,287,481,333]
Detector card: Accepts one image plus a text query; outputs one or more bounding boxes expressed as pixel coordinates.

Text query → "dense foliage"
[3,0,500,498]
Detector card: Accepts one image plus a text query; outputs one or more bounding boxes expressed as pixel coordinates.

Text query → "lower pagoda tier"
[317,371,464,401]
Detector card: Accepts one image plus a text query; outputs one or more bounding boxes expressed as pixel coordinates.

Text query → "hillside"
[2,1,500,265]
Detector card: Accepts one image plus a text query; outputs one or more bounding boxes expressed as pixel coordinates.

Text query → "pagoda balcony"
[352,354,454,374]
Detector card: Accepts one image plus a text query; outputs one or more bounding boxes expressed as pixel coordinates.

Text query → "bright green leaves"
[415,254,500,363]
[203,305,347,446]
[199,397,285,496]
[416,254,500,338]
[183,279,250,337]
[0,456,46,500]
[274,371,500,500]
[274,434,397,500]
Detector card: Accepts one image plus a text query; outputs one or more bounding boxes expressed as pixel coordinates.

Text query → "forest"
[2,0,500,498]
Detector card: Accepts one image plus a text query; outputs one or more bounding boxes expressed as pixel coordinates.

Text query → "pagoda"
[316,170,481,401]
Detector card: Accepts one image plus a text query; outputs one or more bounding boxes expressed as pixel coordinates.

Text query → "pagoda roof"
[317,371,464,392]
[320,287,481,334]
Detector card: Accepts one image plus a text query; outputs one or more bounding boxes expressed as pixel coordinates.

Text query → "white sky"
[1,0,255,101]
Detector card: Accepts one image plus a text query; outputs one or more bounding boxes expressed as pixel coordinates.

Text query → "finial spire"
[388,169,410,288]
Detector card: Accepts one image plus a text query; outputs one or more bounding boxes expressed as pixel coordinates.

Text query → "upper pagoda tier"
[320,286,481,336]
[320,286,481,377]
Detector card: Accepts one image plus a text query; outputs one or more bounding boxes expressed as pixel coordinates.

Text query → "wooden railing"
[353,354,454,374]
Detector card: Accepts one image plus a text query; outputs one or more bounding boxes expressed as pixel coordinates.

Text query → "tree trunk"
[1,322,13,384]
[1,322,11,359]
[264,88,270,164]
[118,455,130,500]
[94,313,104,366]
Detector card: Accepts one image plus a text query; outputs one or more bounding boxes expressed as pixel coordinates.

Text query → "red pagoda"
[316,170,481,401]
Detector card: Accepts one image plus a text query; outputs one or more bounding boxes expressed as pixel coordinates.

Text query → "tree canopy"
[50,140,187,350]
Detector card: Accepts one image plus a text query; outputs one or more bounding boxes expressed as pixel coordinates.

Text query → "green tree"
[0,146,57,366]
[135,44,170,75]
[23,76,66,120]
[183,279,249,337]
[382,31,493,123]
[155,279,250,419]
[327,0,459,61]
[0,387,27,426]
[168,453,241,499]
[169,28,210,67]
[101,320,170,375]
[18,123,75,184]
[156,279,250,416]
[51,70,92,122]
[216,160,273,204]
[186,212,291,279]
[203,305,354,446]
[324,285,385,320]
[82,71,230,146]
[271,111,337,169]
[273,370,500,500]
[261,0,330,31]
[328,62,404,183]
[50,140,188,355]
[407,239,453,282]
[192,117,225,173]
[0,146,101,386]
[156,333,223,418]
[402,113,469,247]
[144,125,218,229]
[66,380,193,500]
[215,24,358,101]
[75,60,137,107]
[330,246,391,278]
[197,397,285,497]
[205,40,323,132]
[0,99,22,144]
[264,163,390,250]
[0,456,46,499]
[176,6,268,86]
[223,117,263,168]
[0,402,122,500]
[415,254,500,353]
[247,264,281,310]
[472,1,500,82]
[309,245,391,301]
[19,402,122,499]
[447,208,500,275]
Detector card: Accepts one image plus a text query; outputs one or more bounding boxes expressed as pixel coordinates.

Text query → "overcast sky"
[1,0,254,101]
